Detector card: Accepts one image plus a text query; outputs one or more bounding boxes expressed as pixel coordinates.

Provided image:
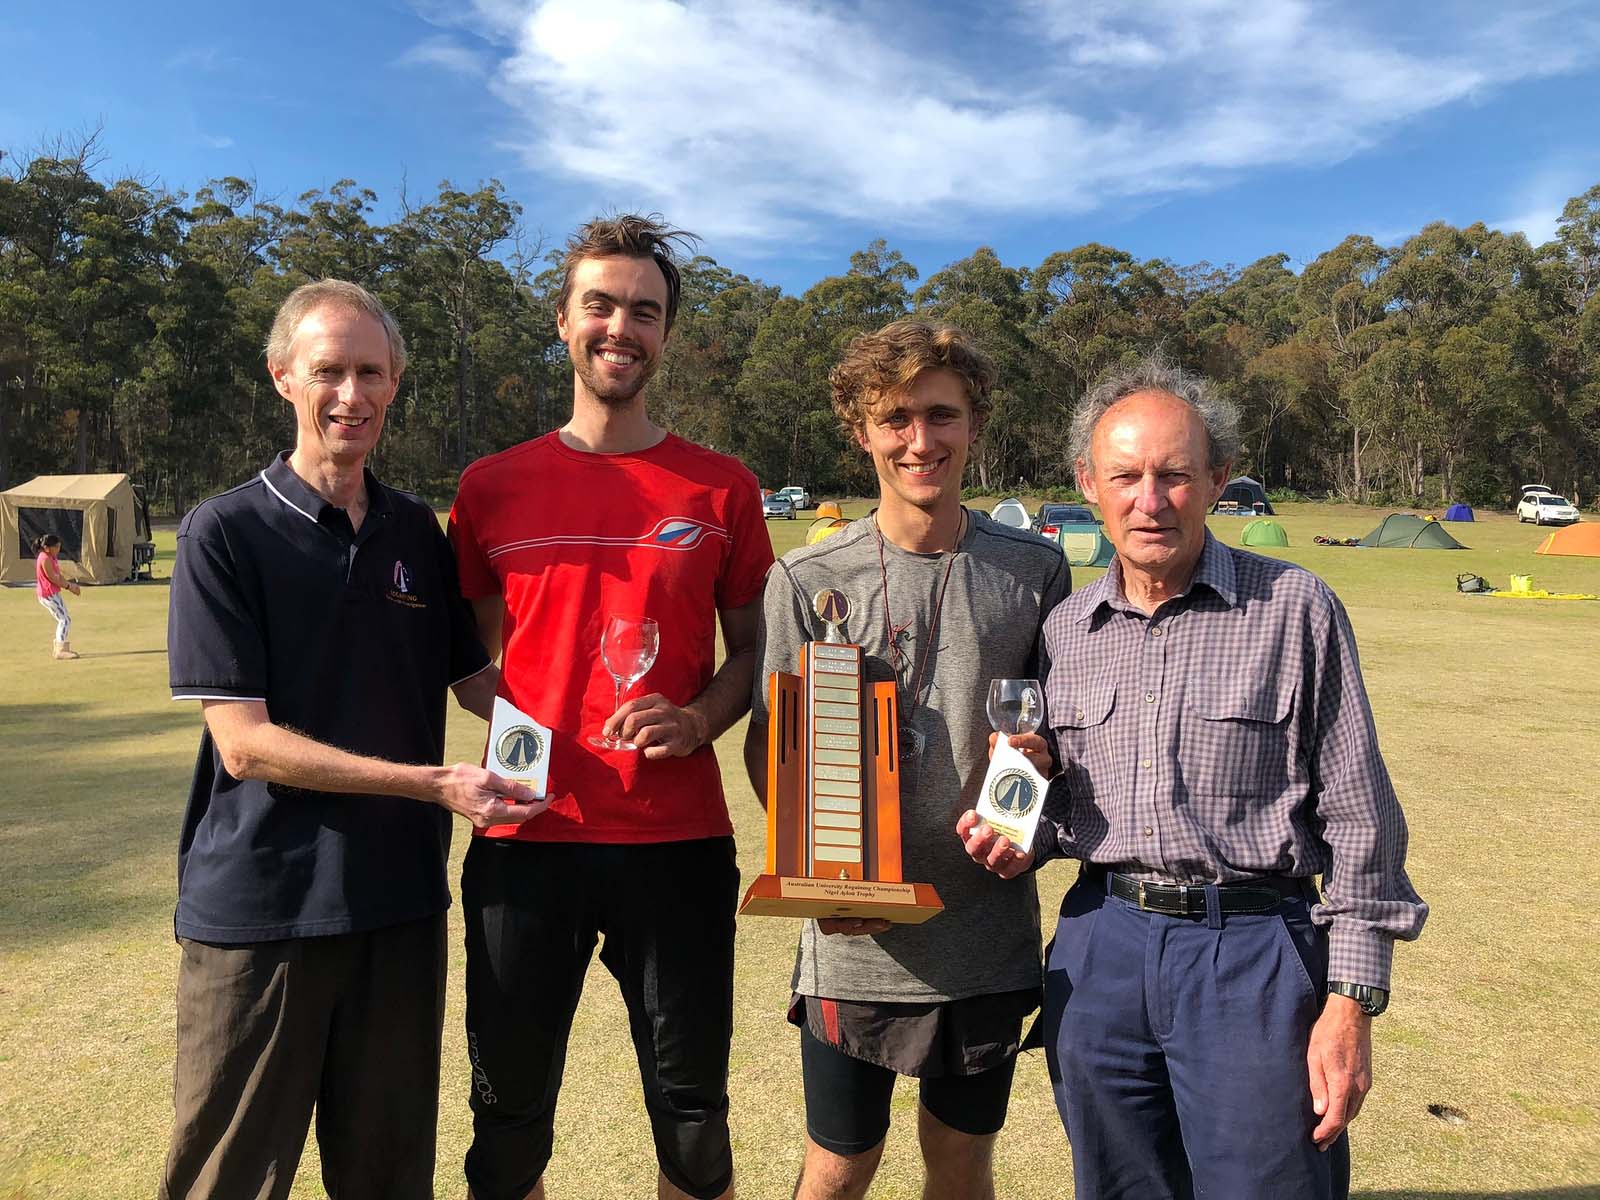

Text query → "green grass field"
[2,501,1597,1199]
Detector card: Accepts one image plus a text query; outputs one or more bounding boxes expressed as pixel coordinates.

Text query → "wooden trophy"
[738,589,943,924]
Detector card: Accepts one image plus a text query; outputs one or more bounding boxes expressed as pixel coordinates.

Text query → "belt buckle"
[1137,881,1149,911]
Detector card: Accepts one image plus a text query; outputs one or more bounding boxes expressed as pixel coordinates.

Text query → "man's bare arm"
[469,595,505,663]
[201,699,545,829]
[743,720,768,807]
[610,597,763,760]
[451,663,501,722]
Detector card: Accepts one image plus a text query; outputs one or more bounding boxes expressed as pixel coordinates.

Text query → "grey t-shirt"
[750,508,1071,1002]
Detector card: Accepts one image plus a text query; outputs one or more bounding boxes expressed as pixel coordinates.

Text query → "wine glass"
[986,679,1043,747]
[587,616,660,752]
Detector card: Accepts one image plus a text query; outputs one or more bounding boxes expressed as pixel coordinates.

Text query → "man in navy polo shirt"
[160,280,548,1200]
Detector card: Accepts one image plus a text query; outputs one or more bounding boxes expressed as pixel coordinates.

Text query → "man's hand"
[430,763,551,829]
[69,581,81,595]
[989,730,1053,776]
[1307,993,1372,1149]
[816,916,892,936]
[605,693,709,760]
[956,809,1035,879]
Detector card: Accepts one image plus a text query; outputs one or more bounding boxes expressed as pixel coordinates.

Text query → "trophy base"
[738,874,943,924]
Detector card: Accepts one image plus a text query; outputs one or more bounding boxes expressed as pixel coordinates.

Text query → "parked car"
[775,485,810,510]
[763,494,797,520]
[1517,492,1580,525]
[1031,503,1096,536]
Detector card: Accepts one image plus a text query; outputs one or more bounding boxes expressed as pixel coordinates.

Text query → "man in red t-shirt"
[449,215,773,1200]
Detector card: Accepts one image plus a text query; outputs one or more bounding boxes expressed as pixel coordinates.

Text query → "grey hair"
[1069,356,1241,473]
[265,279,407,376]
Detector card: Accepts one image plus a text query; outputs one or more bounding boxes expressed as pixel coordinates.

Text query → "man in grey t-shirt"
[744,319,1069,1200]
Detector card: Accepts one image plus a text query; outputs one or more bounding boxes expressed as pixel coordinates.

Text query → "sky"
[4,0,1600,294]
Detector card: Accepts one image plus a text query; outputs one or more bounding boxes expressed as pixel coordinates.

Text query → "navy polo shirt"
[167,453,490,943]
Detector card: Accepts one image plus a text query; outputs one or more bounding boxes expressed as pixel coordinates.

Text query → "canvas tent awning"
[1358,513,1466,549]
[0,473,148,584]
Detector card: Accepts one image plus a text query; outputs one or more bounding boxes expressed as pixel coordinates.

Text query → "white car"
[774,486,810,511]
[1517,492,1580,525]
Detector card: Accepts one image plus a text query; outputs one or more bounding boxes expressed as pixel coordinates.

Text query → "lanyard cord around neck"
[873,508,965,729]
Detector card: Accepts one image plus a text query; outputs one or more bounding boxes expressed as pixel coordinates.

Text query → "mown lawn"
[1,500,1596,1198]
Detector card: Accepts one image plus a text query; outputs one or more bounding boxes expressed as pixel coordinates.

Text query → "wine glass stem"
[612,676,624,742]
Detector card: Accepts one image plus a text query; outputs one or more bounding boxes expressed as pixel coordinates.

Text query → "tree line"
[3,130,1597,513]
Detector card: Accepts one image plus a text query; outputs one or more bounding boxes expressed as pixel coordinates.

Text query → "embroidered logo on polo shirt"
[386,559,427,609]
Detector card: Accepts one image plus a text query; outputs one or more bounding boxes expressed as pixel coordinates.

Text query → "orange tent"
[1535,524,1600,557]
[816,501,842,519]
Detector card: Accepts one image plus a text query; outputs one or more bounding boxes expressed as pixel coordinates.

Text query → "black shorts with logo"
[789,988,1037,1155]
[461,836,739,1200]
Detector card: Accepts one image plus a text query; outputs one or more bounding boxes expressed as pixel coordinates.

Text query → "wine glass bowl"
[986,679,1042,742]
[587,616,660,752]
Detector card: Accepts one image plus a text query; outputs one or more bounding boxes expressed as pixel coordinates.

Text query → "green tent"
[1358,513,1467,549]
[1056,523,1116,567]
[1241,518,1289,547]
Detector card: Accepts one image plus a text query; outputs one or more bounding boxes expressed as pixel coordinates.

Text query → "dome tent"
[1241,518,1289,547]
[1535,524,1600,557]
[1212,476,1274,515]
[1056,523,1116,567]
[1443,503,1474,521]
[805,517,849,545]
[1358,513,1467,549]
[990,498,1030,529]
[815,501,842,520]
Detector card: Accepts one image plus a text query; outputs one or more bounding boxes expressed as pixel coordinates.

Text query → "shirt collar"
[262,452,391,525]
[1073,529,1237,623]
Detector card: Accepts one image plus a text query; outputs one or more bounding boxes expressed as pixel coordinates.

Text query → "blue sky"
[4,0,1599,293]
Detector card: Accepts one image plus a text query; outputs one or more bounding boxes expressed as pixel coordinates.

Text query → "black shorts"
[460,836,739,1200]
[794,992,1031,1156]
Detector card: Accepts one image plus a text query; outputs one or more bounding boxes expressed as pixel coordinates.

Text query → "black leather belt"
[1102,870,1306,917]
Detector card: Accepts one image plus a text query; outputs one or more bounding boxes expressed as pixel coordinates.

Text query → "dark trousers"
[160,913,447,1200]
[461,837,739,1200]
[1042,877,1350,1200]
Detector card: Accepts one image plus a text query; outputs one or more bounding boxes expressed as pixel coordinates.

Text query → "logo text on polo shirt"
[387,559,427,609]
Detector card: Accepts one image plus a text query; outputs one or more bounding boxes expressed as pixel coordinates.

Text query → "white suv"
[1517,489,1580,525]
[774,486,810,511]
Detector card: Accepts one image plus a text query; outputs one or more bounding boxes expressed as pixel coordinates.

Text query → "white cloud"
[199,133,235,151]
[395,35,490,76]
[432,0,1600,244]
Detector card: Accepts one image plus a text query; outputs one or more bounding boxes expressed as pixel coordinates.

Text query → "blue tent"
[1443,503,1474,522]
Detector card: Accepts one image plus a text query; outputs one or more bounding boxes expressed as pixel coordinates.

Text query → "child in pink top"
[34,534,81,660]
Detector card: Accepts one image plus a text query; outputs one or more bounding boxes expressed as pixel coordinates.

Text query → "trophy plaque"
[738,590,943,924]
[486,696,552,797]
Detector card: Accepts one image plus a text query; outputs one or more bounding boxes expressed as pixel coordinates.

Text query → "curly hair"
[829,319,996,441]
[556,214,698,332]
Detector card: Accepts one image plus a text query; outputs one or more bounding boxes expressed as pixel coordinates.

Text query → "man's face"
[557,254,670,407]
[856,368,977,512]
[270,305,399,469]
[1078,389,1227,582]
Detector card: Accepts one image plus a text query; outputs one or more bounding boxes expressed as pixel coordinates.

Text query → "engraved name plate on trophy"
[738,590,943,924]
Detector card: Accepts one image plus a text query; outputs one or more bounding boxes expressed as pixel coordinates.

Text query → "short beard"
[573,348,659,408]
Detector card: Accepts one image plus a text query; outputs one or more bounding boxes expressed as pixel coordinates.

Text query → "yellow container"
[1510,574,1534,594]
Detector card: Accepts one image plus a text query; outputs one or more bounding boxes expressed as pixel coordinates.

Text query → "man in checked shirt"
[960,358,1427,1199]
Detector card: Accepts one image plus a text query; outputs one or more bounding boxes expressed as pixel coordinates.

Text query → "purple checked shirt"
[1034,532,1426,990]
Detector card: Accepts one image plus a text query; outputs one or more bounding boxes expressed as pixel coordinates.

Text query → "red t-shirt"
[449,431,773,843]
[36,552,61,599]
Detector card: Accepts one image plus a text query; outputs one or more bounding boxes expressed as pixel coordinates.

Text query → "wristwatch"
[1327,981,1389,1017]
